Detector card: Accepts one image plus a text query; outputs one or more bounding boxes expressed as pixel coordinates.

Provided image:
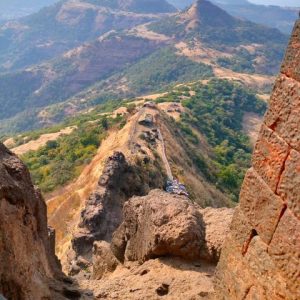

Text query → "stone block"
[269,209,300,298]
[252,125,290,192]
[214,234,255,300]
[240,168,285,244]
[280,20,300,82]
[228,207,253,251]
[277,149,300,219]
[245,236,287,300]
[264,75,300,152]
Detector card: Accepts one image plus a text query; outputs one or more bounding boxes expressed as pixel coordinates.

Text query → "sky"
[249,0,300,6]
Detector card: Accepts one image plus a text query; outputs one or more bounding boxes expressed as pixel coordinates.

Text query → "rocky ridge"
[68,151,165,275]
[214,19,300,300]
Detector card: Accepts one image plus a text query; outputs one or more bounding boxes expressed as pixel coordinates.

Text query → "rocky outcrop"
[92,241,120,280]
[111,190,233,263]
[111,190,204,262]
[214,20,300,300]
[0,143,80,299]
[71,152,165,268]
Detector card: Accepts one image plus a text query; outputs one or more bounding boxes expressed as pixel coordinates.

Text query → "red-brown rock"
[111,190,233,264]
[252,124,290,192]
[269,209,300,299]
[92,241,120,280]
[215,19,300,300]
[264,75,300,152]
[277,149,300,219]
[240,168,285,244]
[280,20,300,82]
[0,143,78,299]
[111,190,205,263]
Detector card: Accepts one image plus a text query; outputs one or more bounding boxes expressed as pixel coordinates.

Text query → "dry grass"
[158,102,185,121]
[213,67,274,90]
[129,23,171,41]
[10,126,76,155]
[47,113,138,258]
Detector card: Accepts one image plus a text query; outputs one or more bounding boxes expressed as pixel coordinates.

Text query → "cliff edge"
[0,143,81,299]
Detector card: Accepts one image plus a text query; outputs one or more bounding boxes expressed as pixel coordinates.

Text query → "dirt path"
[157,128,173,181]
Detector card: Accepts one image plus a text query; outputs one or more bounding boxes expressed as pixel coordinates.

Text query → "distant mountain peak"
[184,0,236,27]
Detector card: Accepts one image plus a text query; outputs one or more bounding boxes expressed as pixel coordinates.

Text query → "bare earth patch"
[79,257,215,299]
[158,102,185,121]
[129,23,171,41]
[10,126,77,156]
[175,41,232,65]
[213,67,274,90]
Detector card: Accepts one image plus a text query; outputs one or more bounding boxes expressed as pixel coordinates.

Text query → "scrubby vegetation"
[159,79,266,201]
[21,112,125,193]
[123,47,213,94]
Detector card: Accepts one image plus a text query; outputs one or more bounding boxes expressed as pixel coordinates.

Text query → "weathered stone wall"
[214,20,300,300]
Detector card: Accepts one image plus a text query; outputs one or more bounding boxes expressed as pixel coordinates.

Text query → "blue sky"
[249,0,300,6]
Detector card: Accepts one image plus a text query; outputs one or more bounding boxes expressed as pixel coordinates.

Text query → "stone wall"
[214,20,300,300]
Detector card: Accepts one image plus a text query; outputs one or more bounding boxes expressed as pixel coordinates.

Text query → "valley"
[0,0,288,136]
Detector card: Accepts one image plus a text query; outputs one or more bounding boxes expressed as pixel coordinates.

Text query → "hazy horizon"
[249,0,300,6]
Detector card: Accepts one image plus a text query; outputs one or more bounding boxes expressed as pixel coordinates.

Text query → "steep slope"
[0,34,163,121]
[214,19,300,299]
[0,142,83,299]
[24,77,267,277]
[0,0,172,72]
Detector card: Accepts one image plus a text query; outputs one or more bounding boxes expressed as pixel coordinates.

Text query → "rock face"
[0,143,72,299]
[111,190,233,263]
[214,20,300,300]
[92,241,120,280]
[71,152,165,262]
[199,207,234,263]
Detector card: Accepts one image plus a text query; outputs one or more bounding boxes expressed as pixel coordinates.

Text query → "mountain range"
[0,0,288,135]
[169,0,299,33]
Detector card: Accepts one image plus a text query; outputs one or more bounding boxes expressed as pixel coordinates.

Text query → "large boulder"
[111,190,233,263]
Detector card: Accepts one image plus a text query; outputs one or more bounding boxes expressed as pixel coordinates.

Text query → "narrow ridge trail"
[157,128,173,181]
